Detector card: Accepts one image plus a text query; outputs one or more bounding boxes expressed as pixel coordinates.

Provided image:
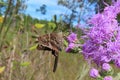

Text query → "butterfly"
[36,32,63,72]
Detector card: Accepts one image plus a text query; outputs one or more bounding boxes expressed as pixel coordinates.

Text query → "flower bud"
[104,76,112,80]
[89,68,99,78]
[102,63,111,71]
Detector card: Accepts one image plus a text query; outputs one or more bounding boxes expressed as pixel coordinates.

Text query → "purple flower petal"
[102,63,111,71]
[89,68,99,78]
[67,32,77,43]
[104,76,113,80]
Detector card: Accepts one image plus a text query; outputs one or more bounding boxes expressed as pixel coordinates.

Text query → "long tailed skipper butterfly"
[36,32,63,72]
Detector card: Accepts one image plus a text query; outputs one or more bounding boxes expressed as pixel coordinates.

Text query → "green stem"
[0,0,12,33]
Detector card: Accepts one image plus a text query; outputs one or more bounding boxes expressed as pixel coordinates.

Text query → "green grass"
[0,26,94,80]
[1,11,120,80]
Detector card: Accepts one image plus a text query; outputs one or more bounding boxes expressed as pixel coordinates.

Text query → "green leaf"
[48,22,56,29]
[96,77,103,80]
[29,44,37,50]
[20,62,30,67]
[64,39,68,47]
[35,23,45,29]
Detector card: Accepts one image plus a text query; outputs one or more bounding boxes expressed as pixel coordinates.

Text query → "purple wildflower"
[89,68,99,78]
[67,32,77,43]
[104,76,113,80]
[114,55,120,68]
[65,43,75,52]
[82,0,120,67]
[102,63,111,71]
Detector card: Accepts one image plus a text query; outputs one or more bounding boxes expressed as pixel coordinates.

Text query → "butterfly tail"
[53,55,58,72]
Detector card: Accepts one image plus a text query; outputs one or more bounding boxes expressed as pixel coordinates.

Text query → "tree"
[36,4,47,15]
[58,0,97,27]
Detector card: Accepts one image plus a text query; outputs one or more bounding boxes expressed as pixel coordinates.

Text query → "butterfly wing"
[37,34,52,51]
[37,32,63,72]
[37,32,62,52]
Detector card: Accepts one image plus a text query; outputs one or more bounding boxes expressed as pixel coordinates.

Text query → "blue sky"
[25,0,71,20]
[25,0,96,26]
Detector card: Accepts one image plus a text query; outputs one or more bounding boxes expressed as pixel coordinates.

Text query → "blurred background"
[0,0,114,80]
